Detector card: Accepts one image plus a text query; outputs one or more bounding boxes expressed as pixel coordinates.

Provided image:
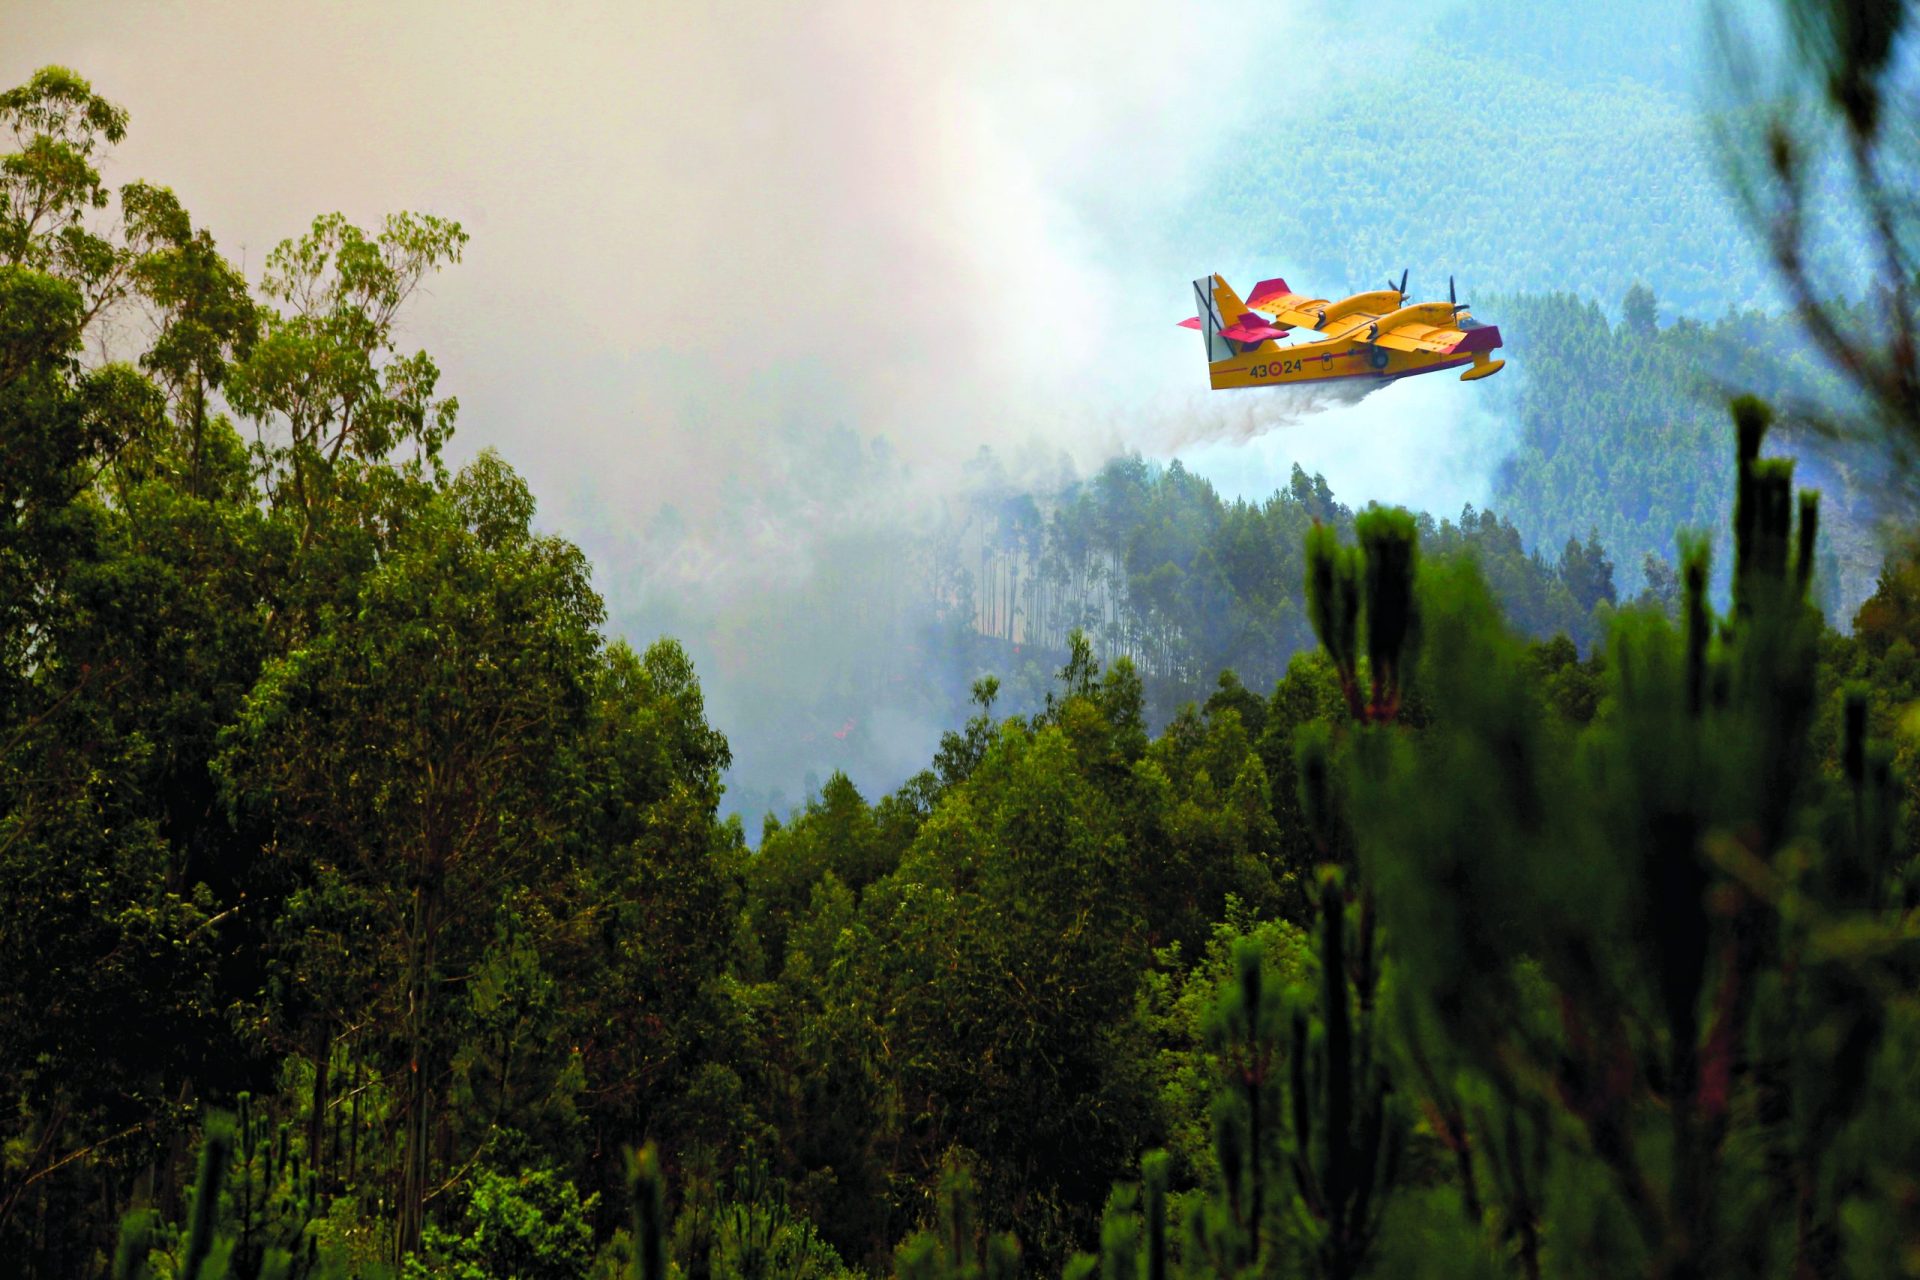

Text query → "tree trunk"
[395,856,442,1260]
[308,1018,331,1187]
[348,1053,362,1187]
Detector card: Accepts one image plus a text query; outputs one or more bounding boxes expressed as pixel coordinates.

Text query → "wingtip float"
[1181,271,1505,388]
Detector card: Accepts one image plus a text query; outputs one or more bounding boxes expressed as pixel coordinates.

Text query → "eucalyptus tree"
[0,68,244,1267]
[218,452,603,1258]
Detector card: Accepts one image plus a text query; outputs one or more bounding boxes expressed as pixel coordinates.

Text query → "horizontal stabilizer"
[1177,316,1201,329]
[1221,313,1287,343]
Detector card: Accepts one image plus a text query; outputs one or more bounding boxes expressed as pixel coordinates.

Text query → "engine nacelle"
[1318,289,1404,328]
[1373,301,1463,332]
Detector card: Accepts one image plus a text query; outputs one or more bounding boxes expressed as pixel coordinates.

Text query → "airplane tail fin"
[1192,274,1270,362]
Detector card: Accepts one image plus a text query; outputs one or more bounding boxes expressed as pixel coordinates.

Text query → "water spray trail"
[1151,379,1386,451]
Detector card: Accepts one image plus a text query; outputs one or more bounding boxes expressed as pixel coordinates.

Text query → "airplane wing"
[1372,317,1505,355]
[1245,277,1333,331]
[1370,325,1461,354]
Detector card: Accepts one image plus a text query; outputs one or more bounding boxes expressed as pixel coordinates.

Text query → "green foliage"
[1306,507,1419,723]
[225,210,467,494]
[662,1145,854,1280]
[0,64,746,1274]
[111,1108,341,1280]
[696,1196,856,1280]
[1344,401,1912,1277]
[1622,284,1659,338]
[1176,882,1406,1278]
[961,456,1617,742]
[1,65,129,290]
[892,1161,1021,1280]
[629,1146,668,1280]
[1136,903,1312,1194]
[1066,393,1920,1280]
[403,1167,597,1280]
[1721,0,1920,495]
[1275,873,1405,1280]
[1071,882,1406,1280]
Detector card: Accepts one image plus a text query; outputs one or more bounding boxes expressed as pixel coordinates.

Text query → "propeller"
[1388,267,1409,302]
[1449,274,1468,317]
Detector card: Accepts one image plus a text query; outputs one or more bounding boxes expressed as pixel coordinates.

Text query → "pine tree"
[1345,397,1910,1277]
[110,1109,339,1280]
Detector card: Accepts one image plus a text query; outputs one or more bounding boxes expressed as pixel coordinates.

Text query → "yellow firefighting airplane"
[1179,270,1505,389]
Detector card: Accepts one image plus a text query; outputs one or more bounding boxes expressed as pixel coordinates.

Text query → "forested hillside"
[711,453,1625,825]
[1182,0,1864,318]
[1486,289,1874,601]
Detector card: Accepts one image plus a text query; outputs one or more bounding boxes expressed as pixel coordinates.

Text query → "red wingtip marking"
[1453,324,1503,354]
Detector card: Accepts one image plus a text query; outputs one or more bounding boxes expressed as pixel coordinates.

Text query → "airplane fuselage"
[1208,330,1500,389]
